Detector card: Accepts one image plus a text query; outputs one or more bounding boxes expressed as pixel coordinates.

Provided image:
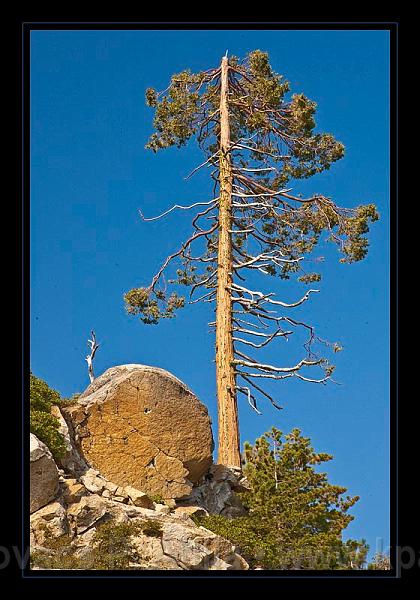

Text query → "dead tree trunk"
[215,56,241,469]
[85,330,100,383]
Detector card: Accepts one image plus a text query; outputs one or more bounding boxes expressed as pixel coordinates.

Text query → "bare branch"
[189,271,217,299]
[233,326,293,348]
[233,166,277,173]
[232,191,287,199]
[85,330,100,383]
[236,370,294,381]
[190,289,217,304]
[139,199,218,222]
[231,141,289,160]
[233,250,303,270]
[239,373,283,410]
[294,373,330,384]
[236,385,262,414]
[192,202,220,232]
[149,223,218,290]
[184,150,220,180]
[233,356,323,374]
[231,283,319,308]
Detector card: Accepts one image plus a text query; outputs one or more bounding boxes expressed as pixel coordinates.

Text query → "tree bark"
[215,56,241,469]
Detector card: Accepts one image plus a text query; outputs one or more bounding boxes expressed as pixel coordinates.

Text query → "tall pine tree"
[125,51,378,468]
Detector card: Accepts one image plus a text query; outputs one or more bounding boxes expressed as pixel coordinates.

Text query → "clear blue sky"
[30,29,390,559]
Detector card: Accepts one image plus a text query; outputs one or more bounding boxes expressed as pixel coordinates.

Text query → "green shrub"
[30,533,79,570]
[90,521,143,569]
[31,521,144,571]
[138,519,163,538]
[30,410,66,460]
[56,392,81,407]
[149,494,165,505]
[30,373,66,460]
[30,372,61,410]
[192,513,280,568]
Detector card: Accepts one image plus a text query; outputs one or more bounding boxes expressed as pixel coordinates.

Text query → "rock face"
[30,434,59,514]
[50,405,88,475]
[61,365,214,499]
[30,479,249,571]
[177,464,249,518]
[30,500,69,545]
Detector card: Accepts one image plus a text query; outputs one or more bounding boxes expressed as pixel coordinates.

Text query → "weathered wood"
[85,330,99,383]
[215,56,241,469]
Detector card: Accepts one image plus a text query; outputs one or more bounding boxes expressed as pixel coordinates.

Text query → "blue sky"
[30,29,390,559]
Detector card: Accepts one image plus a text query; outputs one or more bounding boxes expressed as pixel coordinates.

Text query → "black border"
[18,20,399,581]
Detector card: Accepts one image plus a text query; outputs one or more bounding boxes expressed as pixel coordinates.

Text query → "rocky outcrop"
[50,405,88,475]
[30,500,69,545]
[30,476,249,571]
[30,364,250,570]
[176,464,250,517]
[30,434,59,513]
[61,365,214,499]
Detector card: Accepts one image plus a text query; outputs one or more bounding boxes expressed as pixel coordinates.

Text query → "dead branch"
[149,223,218,291]
[231,283,319,309]
[184,150,221,180]
[139,199,218,222]
[233,355,323,374]
[85,330,100,383]
[236,385,262,414]
[239,373,283,410]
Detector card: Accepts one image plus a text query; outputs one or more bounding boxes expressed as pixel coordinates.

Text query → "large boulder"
[61,365,214,499]
[30,434,59,513]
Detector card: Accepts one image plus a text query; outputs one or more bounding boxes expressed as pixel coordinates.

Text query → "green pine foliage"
[30,373,66,460]
[124,288,185,324]
[126,50,378,325]
[195,427,369,570]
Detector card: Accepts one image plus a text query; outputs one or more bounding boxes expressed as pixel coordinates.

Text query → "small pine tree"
[30,373,66,460]
[196,427,369,570]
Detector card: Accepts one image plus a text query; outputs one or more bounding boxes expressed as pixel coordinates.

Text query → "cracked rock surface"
[30,434,60,514]
[61,365,214,499]
[30,482,249,570]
